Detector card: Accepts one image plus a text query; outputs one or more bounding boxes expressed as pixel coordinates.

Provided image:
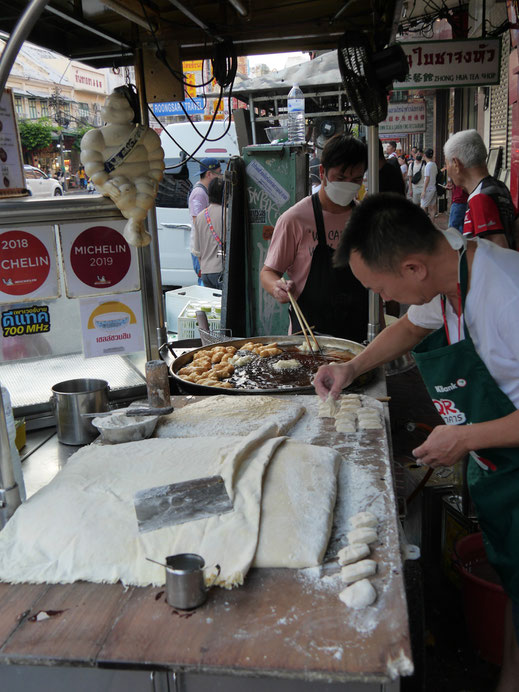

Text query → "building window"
[28,99,37,119]
[15,97,23,116]
[78,102,90,123]
[40,100,49,117]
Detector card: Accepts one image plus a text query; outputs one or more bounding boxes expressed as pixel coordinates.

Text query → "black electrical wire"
[137,0,237,149]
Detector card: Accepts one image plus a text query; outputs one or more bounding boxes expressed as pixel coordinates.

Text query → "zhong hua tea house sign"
[393,38,501,90]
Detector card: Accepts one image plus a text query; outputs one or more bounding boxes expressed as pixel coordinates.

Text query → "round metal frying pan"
[169,334,367,395]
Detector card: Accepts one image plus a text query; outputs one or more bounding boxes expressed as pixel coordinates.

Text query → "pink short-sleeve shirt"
[264,195,352,299]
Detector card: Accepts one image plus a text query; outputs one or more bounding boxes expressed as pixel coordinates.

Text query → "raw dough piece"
[155,395,304,438]
[337,542,370,565]
[350,511,378,529]
[339,579,377,608]
[298,340,321,353]
[338,405,360,414]
[342,394,361,401]
[340,559,377,584]
[254,440,341,568]
[0,425,341,588]
[335,411,356,422]
[358,420,383,430]
[348,527,378,545]
[359,407,379,415]
[233,354,254,367]
[272,359,302,371]
[0,425,282,589]
[335,420,356,433]
[318,395,340,418]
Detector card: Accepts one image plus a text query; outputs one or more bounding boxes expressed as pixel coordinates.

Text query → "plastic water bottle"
[287,84,305,143]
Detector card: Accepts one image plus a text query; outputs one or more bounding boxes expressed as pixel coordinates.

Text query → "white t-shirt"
[424,161,437,192]
[407,236,519,407]
[409,160,425,189]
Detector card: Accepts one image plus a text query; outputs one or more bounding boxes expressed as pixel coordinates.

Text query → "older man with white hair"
[443,129,516,249]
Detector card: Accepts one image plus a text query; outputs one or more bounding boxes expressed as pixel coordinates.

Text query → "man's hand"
[412,425,470,468]
[313,361,357,401]
[272,278,295,304]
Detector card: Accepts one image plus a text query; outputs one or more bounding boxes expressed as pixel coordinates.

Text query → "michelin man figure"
[80,88,165,247]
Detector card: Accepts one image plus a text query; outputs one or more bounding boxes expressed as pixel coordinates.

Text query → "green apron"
[412,250,519,601]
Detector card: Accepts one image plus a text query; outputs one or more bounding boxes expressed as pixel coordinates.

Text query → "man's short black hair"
[208,177,224,204]
[321,134,367,174]
[334,192,442,272]
[388,141,397,149]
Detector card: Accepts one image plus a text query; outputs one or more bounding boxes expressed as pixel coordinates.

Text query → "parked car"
[156,121,239,288]
[24,165,63,197]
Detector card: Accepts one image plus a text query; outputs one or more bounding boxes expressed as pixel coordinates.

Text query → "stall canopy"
[0,0,403,68]
[230,50,356,130]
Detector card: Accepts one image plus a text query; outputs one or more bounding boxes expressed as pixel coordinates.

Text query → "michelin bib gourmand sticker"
[0,227,59,302]
[60,219,139,297]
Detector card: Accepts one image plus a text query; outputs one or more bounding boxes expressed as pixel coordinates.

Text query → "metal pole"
[249,94,257,144]
[0,0,51,94]
[134,48,167,357]
[366,124,380,342]
[0,389,21,529]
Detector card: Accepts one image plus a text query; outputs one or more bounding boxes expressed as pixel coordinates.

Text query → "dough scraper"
[133,476,233,533]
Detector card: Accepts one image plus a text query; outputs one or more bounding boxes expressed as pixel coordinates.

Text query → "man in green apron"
[314,192,519,691]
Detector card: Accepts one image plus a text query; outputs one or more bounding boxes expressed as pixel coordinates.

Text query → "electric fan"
[337,32,409,126]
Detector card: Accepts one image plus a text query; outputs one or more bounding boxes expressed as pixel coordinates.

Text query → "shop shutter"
[489,23,510,162]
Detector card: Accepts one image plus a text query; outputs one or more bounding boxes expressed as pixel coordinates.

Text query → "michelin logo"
[434,378,467,393]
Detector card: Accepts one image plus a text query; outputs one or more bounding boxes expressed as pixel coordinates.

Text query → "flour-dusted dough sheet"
[0,425,341,588]
[155,395,305,438]
[253,440,341,568]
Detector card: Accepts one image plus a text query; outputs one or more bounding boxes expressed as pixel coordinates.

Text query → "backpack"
[411,162,424,185]
[435,168,445,196]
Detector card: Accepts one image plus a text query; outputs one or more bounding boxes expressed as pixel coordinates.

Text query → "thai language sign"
[0,89,26,197]
[379,102,426,134]
[0,226,59,302]
[60,219,139,298]
[79,292,144,358]
[394,39,501,89]
[1,304,50,339]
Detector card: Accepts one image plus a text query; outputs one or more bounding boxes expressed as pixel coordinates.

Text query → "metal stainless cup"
[165,553,212,610]
[51,378,109,445]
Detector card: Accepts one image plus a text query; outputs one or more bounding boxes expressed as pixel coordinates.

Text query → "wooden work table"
[0,387,412,692]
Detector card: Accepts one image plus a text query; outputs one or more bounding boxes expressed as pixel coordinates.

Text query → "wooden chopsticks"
[281,278,322,354]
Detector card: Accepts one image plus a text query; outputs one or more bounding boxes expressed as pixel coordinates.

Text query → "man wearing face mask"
[260,135,369,343]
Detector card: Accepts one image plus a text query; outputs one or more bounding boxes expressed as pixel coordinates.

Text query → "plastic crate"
[177,303,222,340]
[165,285,221,332]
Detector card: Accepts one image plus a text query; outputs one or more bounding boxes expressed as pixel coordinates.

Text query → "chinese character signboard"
[379,102,426,134]
[394,39,501,89]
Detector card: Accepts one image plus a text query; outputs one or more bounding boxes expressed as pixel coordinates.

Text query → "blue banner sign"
[151,98,205,116]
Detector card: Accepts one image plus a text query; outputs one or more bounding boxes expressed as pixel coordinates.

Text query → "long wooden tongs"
[281,278,322,354]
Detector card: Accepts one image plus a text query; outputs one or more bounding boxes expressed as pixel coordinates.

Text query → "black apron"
[289,194,369,343]
[412,251,519,600]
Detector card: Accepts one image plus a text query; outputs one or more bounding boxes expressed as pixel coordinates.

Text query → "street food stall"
[0,1,417,690]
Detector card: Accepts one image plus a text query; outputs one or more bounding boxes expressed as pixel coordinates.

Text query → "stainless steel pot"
[50,378,110,445]
[170,335,367,395]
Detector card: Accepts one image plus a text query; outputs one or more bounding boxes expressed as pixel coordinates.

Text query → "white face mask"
[324,176,360,206]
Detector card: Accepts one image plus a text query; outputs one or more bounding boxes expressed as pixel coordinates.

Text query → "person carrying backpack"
[408,150,425,205]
